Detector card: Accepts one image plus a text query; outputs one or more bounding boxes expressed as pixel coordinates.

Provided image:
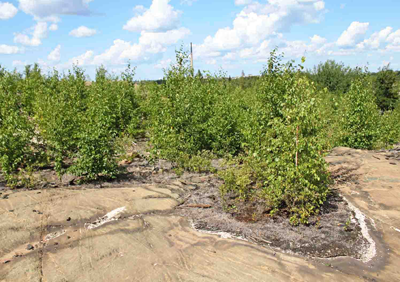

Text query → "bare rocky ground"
[0,145,400,281]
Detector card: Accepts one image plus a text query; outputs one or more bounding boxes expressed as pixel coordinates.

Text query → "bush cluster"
[1,48,400,224]
[0,64,141,185]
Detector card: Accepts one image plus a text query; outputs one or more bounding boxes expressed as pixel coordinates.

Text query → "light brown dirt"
[0,147,399,281]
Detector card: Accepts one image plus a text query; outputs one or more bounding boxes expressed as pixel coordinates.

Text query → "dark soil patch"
[176,183,369,259]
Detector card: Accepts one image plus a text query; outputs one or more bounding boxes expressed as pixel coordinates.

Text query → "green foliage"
[220,52,330,225]
[309,60,361,94]
[0,72,35,182]
[377,104,400,148]
[341,75,380,149]
[0,64,141,183]
[34,67,86,176]
[374,65,399,112]
[147,47,242,168]
[1,46,400,226]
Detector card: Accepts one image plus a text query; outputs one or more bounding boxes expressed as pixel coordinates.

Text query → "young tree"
[310,60,359,94]
[221,51,330,225]
[341,75,380,149]
[374,64,399,111]
[196,69,203,79]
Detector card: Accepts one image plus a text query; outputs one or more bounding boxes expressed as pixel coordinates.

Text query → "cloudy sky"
[0,0,399,80]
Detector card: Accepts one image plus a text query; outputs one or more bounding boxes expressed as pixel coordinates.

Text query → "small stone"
[26,244,34,251]
[4,260,11,264]
[66,217,71,222]
[32,210,37,212]
[61,174,76,186]
[54,242,59,246]
[67,236,71,239]
[9,210,14,212]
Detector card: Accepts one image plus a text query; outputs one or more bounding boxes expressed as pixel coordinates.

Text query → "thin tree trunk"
[295,125,299,169]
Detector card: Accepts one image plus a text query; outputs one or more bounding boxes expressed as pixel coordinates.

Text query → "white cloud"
[385,45,400,52]
[216,34,337,64]
[49,24,58,31]
[387,29,400,45]
[69,26,97,38]
[48,45,61,61]
[180,0,197,5]
[18,0,92,22]
[68,50,94,66]
[67,26,190,67]
[222,52,237,60]
[340,3,346,9]
[310,34,327,45]
[206,59,217,65]
[91,40,141,65]
[357,27,392,49]
[139,27,191,53]
[235,0,253,5]
[0,44,23,54]
[12,60,28,66]
[155,59,172,69]
[314,1,325,11]
[337,21,369,47]
[123,0,182,32]
[327,49,356,56]
[14,21,48,46]
[196,0,327,57]
[0,2,18,20]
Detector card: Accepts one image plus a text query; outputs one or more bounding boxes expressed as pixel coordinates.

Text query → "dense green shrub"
[67,66,141,180]
[0,64,141,183]
[340,75,380,149]
[0,72,35,182]
[0,47,400,225]
[308,60,361,94]
[68,67,119,180]
[220,53,330,225]
[147,49,242,168]
[377,104,400,148]
[374,65,399,112]
[34,68,87,176]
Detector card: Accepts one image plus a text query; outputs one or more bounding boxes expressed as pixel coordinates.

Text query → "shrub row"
[1,49,399,223]
[0,64,141,185]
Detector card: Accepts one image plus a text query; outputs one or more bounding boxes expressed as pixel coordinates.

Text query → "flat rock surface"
[0,147,400,281]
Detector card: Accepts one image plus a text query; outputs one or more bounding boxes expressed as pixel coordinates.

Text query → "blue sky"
[0,0,399,80]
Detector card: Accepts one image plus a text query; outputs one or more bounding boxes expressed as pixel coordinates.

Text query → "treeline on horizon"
[140,61,400,92]
[1,48,399,225]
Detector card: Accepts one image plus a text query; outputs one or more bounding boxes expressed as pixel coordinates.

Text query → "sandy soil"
[0,146,399,281]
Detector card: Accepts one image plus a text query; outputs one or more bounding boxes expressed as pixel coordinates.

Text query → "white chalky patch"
[190,221,246,241]
[44,230,66,241]
[85,207,126,230]
[370,218,377,230]
[391,226,400,233]
[343,196,377,263]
